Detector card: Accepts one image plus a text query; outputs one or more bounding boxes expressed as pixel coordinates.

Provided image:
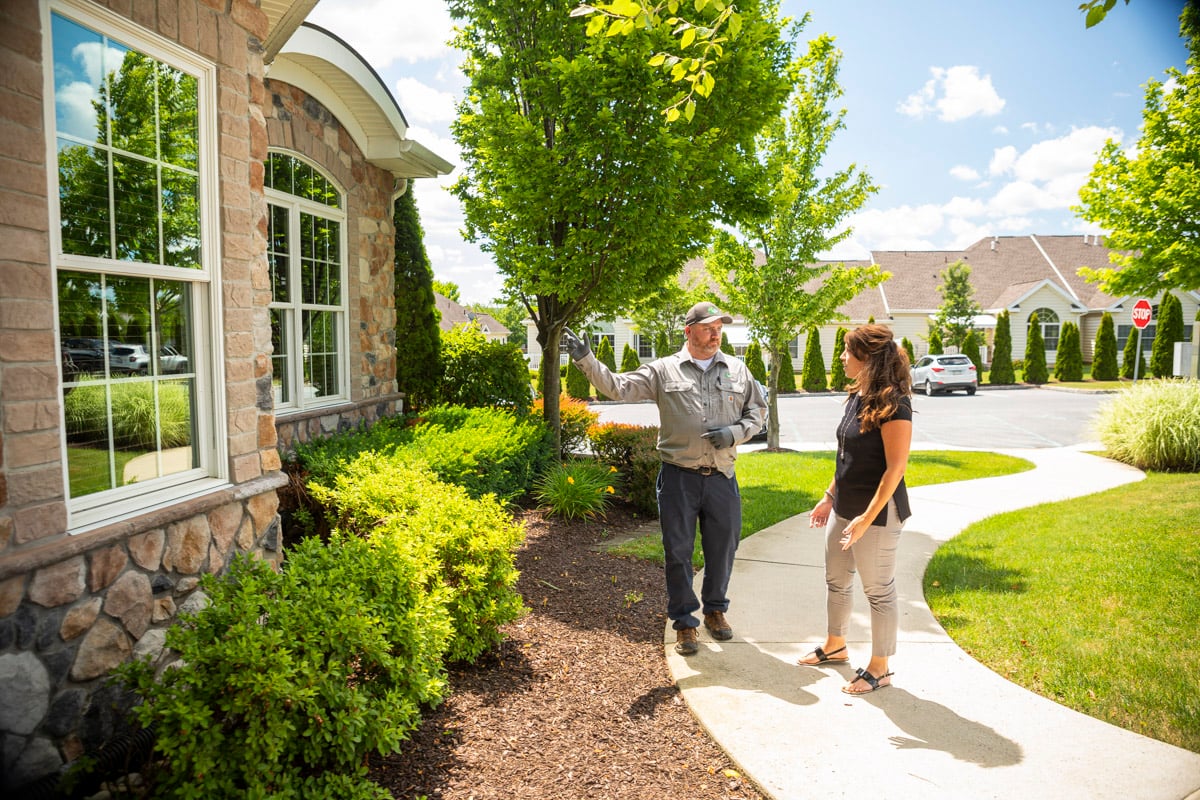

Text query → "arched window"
[265,151,347,408]
[1030,308,1060,351]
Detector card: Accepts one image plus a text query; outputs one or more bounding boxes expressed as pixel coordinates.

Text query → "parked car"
[159,345,189,374]
[109,343,151,374]
[62,337,106,373]
[911,354,978,396]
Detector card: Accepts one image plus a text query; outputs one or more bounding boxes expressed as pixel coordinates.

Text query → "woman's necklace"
[838,396,857,461]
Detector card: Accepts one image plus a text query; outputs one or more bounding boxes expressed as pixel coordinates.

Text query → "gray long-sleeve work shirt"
[574,346,767,477]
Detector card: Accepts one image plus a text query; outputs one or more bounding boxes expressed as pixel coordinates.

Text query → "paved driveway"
[593,386,1116,450]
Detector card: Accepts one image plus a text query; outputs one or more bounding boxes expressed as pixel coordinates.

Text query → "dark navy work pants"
[657,463,742,630]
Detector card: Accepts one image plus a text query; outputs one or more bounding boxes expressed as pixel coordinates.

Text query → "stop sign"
[1132,298,1153,329]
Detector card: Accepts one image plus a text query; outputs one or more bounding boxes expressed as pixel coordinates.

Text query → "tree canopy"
[1075,1,1200,294]
[449,0,794,446]
[706,30,884,447]
[933,260,981,351]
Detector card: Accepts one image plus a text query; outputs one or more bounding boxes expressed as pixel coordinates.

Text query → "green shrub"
[989,310,1015,384]
[293,406,552,506]
[566,359,591,400]
[1095,380,1200,471]
[594,338,616,401]
[744,341,767,383]
[1151,293,1184,378]
[829,327,848,391]
[535,393,599,458]
[440,325,532,415]
[1122,322,1148,379]
[901,336,916,366]
[398,406,554,503]
[588,422,661,515]
[393,186,442,412]
[620,342,641,372]
[313,454,526,662]
[63,380,192,450]
[1053,321,1083,382]
[927,327,944,355]
[117,535,451,799]
[1024,312,1049,384]
[961,329,984,374]
[534,460,618,520]
[776,347,796,392]
[1092,312,1119,381]
[801,328,826,392]
[720,332,735,356]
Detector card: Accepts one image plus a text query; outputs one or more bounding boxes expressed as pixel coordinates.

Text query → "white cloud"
[1009,126,1120,182]
[394,78,459,126]
[989,145,1018,176]
[949,165,979,181]
[306,0,454,70]
[897,65,1005,122]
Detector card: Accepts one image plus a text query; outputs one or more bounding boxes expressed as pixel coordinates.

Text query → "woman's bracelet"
[823,489,834,502]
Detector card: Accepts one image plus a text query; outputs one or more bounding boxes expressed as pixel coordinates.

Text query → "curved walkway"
[665,447,1200,800]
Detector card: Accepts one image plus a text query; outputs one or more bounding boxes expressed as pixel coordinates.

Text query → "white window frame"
[265,151,349,411]
[45,0,227,532]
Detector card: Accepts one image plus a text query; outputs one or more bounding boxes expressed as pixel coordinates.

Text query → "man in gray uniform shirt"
[563,302,766,655]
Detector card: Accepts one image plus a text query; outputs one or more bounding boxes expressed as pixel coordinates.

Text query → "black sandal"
[797,645,848,666]
[842,667,893,694]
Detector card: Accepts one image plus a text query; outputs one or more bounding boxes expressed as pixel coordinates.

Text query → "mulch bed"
[367,502,764,800]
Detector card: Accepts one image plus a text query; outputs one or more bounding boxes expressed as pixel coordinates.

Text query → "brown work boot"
[674,626,699,655]
[704,611,733,641]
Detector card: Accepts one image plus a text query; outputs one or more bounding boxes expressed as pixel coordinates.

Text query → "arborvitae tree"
[1151,293,1184,378]
[989,310,1015,384]
[620,342,641,372]
[566,359,591,400]
[720,332,736,356]
[927,327,944,355]
[655,331,670,358]
[901,336,916,365]
[829,327,848,390]
[1121,321,1148,379]
[867,316,876,324]
[393,185,442,411]
[801,328,827,392]
[961,328,984,375]
[594,338,616,400]
[1024,312,1049,384]
[744,340,768,383]
[777,348,796,391]
[1053,321,1083,382]
[1091,312,1119,380]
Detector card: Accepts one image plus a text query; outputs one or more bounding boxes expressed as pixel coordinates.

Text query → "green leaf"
[649,53,667,67]
[681,27,697,49]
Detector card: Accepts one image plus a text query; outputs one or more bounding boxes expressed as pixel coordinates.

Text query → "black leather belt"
[669,463,721,476]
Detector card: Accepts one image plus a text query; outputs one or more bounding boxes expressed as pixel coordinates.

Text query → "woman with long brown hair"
[797,324,913,694]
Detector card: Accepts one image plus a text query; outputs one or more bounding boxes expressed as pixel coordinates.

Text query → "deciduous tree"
[934,260,982,351]
[1076,2,1200,294]
[707,31,884,447]
[450,0,793,451]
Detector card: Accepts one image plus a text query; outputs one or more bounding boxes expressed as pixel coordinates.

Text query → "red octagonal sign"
[1132,298,1153,329]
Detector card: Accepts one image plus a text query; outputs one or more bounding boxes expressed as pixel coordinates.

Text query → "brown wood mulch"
[366,502,764,800]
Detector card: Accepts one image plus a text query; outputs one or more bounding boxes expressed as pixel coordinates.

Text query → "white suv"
[911,354,978,396]
[109,343,151,374]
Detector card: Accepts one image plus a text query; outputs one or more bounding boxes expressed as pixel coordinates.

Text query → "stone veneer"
[0,0,290,789]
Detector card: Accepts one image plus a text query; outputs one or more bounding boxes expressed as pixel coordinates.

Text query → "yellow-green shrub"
[312,454,526,663]
[589,422,661,515]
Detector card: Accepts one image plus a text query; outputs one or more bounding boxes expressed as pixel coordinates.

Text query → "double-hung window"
[49,1,222,528]
[265,152,347,409]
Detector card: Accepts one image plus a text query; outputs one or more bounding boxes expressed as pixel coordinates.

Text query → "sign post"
[1131,298,1153,383]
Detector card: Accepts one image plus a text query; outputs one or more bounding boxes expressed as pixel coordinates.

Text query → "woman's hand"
[809,496,833,528]
[839,514,870,550]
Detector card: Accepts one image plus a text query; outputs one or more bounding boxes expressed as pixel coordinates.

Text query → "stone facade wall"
[264,79,400,418]
[0,0,288,789]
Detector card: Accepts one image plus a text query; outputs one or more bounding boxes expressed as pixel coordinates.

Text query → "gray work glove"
[702,427,735,450]
[562,327,591,361]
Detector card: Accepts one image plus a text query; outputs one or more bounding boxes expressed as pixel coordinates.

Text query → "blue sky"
[307,0,1190,305]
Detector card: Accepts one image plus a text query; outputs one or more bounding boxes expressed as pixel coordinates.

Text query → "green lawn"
[925,471,1200,753]
[608,449,1034,564]
[67,446,143,497]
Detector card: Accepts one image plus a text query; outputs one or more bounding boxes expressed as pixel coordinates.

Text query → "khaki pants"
[823,499,903,658]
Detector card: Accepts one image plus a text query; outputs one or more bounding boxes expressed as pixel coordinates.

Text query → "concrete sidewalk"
[665,447,1200,800]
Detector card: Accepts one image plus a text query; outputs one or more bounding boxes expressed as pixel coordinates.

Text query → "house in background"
[435,292,510,342]
[526,235,1198,377]
[0,0,450,788]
